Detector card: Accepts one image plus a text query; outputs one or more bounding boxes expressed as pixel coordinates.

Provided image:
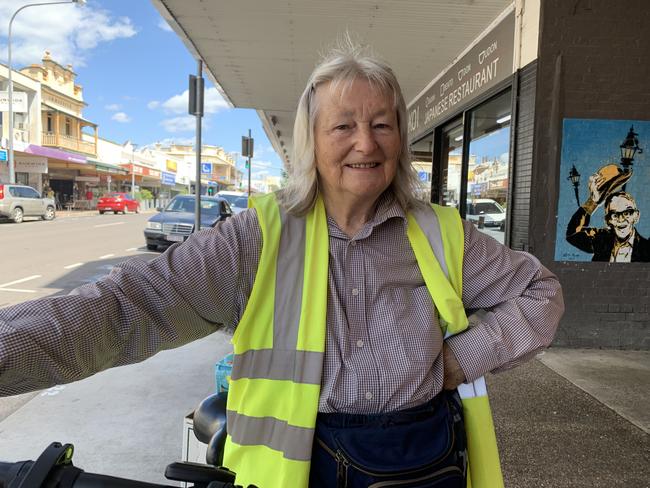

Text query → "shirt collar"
[326,191,407,240]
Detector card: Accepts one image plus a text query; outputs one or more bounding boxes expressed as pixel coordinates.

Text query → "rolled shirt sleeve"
[445,221,565,383]
[0,209,261,396]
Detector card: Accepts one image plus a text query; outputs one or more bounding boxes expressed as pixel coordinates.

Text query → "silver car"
[0,183,56,223]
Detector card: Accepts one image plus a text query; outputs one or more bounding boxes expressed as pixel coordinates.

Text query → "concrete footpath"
[0,338,648,487]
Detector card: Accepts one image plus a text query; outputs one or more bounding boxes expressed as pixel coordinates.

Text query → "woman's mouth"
[346,162,379,169]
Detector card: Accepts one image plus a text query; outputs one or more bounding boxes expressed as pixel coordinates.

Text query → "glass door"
[439,118,464,209]
[410,134,434,202]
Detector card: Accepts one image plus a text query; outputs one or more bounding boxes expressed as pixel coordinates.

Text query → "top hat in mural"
[592,164,633,205]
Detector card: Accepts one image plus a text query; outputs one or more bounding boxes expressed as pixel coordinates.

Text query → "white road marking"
[0,275,42,288]
[64,262,84,269]
[94,222,125,228]
[0,288,37,293]
[99,254,115,259]
[126,247,138,251]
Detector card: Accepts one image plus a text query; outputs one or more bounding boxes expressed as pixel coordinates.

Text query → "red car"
[97,192,139,214]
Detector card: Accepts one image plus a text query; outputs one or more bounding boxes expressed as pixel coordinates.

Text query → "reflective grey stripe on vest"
[273,208,306,350]
[227,410,314,461]
[230,349,322,384]
[232,206,323,384]
[410,205,448,278]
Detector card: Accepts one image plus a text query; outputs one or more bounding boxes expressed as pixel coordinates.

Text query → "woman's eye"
[374,123,391,130]
[334,124,350,131]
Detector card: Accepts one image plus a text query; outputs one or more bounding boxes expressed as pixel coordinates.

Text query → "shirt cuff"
[445,325,501,383]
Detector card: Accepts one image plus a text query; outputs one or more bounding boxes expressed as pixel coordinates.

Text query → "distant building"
[159,143,241,192]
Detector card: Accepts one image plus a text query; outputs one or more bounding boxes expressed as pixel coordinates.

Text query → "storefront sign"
[0,91,28,113]
[75,175,100,183]
[15,156,47,173]
[166,159,177,172]
[144,168,161,178]
[120,163,159,178]
[161,171,176,185]
[0,150,6,161]
[407,11,515,141]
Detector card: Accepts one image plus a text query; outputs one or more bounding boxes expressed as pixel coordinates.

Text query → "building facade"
[407,0,649,348]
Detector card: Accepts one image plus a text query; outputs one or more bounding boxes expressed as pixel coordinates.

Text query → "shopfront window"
[440,119,463,209]
[410,134,433,201]
[465,90,511,243]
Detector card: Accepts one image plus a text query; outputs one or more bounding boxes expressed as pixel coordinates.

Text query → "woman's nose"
[354,126,378,154]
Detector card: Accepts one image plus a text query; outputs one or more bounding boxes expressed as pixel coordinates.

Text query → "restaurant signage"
[407,11,515,141]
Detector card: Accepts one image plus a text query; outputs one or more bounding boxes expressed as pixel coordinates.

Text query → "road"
[0,212,157,309]
[1,212,161,422]
[0,212,232,485]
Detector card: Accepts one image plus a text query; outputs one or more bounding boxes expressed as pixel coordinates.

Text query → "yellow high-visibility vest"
[223,193,503,488]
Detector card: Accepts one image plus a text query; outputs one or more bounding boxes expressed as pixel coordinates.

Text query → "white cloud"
[105,103,121,111]
[161,115,201,133]
[144,137,195,148]
[159,87,229,115]
[157,18,173,32]
[251,159,274,168]
[0,2,137,68]
[147,101,160,110]
[111,112,131,123]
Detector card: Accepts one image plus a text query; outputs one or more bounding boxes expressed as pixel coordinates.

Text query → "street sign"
[188,75,204,116]
[0,150,7,162]
[201,162,211,174]
[242,136,254,158]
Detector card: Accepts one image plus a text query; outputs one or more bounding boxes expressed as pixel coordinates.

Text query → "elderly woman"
[0,44,563,488]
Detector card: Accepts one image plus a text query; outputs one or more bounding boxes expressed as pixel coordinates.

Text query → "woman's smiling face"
[313,77,401,206]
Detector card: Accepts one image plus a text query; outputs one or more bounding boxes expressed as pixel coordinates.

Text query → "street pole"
[192,60,204,232]
[131,146,136,198]
[247,129,252,196]
[6,1,85,184]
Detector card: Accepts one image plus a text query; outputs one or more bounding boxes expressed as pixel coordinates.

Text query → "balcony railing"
[42,132,96,156]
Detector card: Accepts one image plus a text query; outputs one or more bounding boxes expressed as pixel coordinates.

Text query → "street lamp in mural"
[567,164,581,207]
[619,126,643,190]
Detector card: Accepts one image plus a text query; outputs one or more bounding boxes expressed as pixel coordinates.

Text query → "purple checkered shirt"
[0,193,563,413]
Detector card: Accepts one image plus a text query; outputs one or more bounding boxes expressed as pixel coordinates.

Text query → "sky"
[0,0,284,181]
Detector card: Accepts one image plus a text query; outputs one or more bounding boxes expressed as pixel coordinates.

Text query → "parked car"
[466,198,506,229]
[216,190,246,206]
[144,195,233,250]
[0,183,56,223]
[97,192,139,214]
[230,195,249,214]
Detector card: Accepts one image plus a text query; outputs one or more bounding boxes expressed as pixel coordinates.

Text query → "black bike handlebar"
[0,442,245,488]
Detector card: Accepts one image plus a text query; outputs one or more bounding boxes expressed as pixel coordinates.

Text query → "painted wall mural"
[555,119,649,262]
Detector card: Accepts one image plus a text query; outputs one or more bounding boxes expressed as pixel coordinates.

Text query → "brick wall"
[510,62,537,251]
[531,0,650,348]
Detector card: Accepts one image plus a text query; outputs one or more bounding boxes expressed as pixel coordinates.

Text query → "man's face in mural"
[606,195,640,240]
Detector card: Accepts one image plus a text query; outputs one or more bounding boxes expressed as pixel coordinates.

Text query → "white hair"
[278,38,426,216]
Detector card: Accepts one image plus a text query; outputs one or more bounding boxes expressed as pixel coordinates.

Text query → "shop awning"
[88,158,129,175]
[25,144,87,164]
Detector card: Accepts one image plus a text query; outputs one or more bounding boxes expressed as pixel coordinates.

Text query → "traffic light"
[207,187,214,196]
[245,160,249,169]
